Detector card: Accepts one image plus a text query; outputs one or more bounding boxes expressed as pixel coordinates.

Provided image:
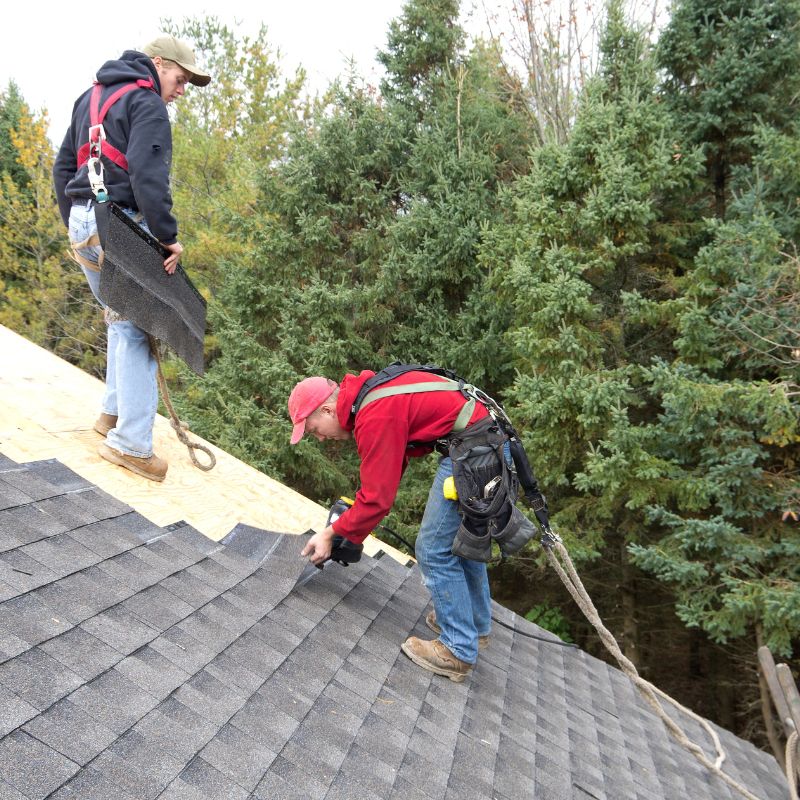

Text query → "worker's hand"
[162,241,183,274]
[301,525,336,566]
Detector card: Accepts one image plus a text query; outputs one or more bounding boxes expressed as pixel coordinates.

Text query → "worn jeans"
[69,200,158,457]
[415,456,492,664]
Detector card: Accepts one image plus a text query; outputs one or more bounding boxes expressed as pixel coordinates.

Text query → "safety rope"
[788,731,799,800]
[543,537,764,800]
[150,337,216,472]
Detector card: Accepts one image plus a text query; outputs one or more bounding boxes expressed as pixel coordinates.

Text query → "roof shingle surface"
[0,453,788,800]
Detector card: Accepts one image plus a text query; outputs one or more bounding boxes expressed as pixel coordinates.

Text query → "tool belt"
[449,417,536,562]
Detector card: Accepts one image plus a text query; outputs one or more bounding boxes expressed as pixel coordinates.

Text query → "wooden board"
[0,325,408,562]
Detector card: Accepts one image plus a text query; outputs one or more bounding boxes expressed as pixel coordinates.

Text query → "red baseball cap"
[288,377,338,444]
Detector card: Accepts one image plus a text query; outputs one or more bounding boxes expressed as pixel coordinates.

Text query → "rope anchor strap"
[150,337,216,472]
[542,537,767,800]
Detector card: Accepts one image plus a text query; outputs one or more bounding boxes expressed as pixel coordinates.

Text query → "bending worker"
[53,36,211,482]
[289,366,498,683]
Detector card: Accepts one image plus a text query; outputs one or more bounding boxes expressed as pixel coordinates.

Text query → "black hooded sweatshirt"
[53,50,178,244]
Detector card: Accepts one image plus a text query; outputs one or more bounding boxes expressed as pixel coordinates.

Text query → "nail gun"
[319,497,364,567]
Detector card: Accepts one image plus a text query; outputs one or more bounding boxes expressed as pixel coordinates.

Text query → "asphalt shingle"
[68,668,159,735]
[0,683,38,737]
[133,696,219,764]
[0,730,80,799]
[22,697,118,765]
[0,647,83,710]
[22,460,92,492]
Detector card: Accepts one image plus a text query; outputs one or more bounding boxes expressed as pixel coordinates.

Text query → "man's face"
[305,407,351,442]
[155,59,192,104]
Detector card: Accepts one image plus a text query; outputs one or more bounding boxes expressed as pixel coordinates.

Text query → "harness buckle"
[89,122,106,158]
[88,123,106,141]
[540,529,562,549]
[530,493,547,512]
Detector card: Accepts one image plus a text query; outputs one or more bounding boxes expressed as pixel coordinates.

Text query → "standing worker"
[53,36,211,481]
[289,366,531,682]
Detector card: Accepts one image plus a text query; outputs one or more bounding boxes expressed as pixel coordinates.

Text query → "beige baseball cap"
[142,35,211,86]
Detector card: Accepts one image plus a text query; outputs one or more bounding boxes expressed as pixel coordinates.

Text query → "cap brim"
[188,72,211,87]
[290,420,306,445]
[176,61,211,86]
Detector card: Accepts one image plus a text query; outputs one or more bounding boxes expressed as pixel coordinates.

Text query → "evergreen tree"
[176,80,405,502]
[624,210,799,657]
[480,0,799,727]
[658,0,800,219]
[484,1,703,572]
[165,18,305,296]
[179,0,532,538]
[0,82,29,191]
[371,41,531,389]
[378,0,464,120]
[0,100,102,373]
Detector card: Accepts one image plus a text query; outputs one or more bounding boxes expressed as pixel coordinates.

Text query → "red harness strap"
[76,78,155,171]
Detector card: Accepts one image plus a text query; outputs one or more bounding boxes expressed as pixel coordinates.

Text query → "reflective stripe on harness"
[358,379,477,433]
[76,79,155,172]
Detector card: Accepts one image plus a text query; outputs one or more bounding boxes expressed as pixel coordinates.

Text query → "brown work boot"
[425,610,490,650]
[400,636,472,683]
[98,442,167,482]
[93,413,118,437]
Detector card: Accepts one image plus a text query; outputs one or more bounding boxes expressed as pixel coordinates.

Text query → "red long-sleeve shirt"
[331,370,488,544]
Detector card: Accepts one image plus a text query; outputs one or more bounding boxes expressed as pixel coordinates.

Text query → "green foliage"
[378,0,464,116]
[658,0,800,218]
[164,17,306,296]
[370,42,532,388]
[0,98,103,374]
[622,211,800,654]
[0,82,30,191]
[482,12,703,558]
[184,6,532,511]
[740,122,800,243]
[480,4,799,662]
[524,603,574,642]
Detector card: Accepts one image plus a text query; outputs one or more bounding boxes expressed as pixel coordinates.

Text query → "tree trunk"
[620,542,639,668]
[712,152,728,220]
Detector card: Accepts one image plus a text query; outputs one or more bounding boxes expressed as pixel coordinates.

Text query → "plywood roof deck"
[0,324,403,559]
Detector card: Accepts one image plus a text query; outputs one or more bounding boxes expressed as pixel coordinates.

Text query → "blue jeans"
[415,456,492,664]
[69,201,158,458]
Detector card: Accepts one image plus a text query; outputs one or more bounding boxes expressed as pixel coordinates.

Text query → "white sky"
[2,0,457,143]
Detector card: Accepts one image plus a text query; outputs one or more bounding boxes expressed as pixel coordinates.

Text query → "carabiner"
[86,156,107,198]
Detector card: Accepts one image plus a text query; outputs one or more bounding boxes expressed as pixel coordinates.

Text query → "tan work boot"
[98,442,167,482]
[93,413,118,436]
[400,636,472,683]
[426,610,490,651]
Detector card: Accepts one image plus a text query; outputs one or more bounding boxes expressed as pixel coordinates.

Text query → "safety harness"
[351,362,553,561]
[76,79,156,174]
[68,79,157,274]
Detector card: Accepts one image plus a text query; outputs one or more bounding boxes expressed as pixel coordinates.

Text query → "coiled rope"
[150,338,216,471]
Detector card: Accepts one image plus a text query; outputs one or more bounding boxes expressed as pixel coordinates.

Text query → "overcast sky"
[2,0,475,143]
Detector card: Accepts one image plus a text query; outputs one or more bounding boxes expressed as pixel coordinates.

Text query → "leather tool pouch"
[450,417,534,561]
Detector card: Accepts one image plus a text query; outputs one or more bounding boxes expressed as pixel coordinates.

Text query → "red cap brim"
[290,420,306,445]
